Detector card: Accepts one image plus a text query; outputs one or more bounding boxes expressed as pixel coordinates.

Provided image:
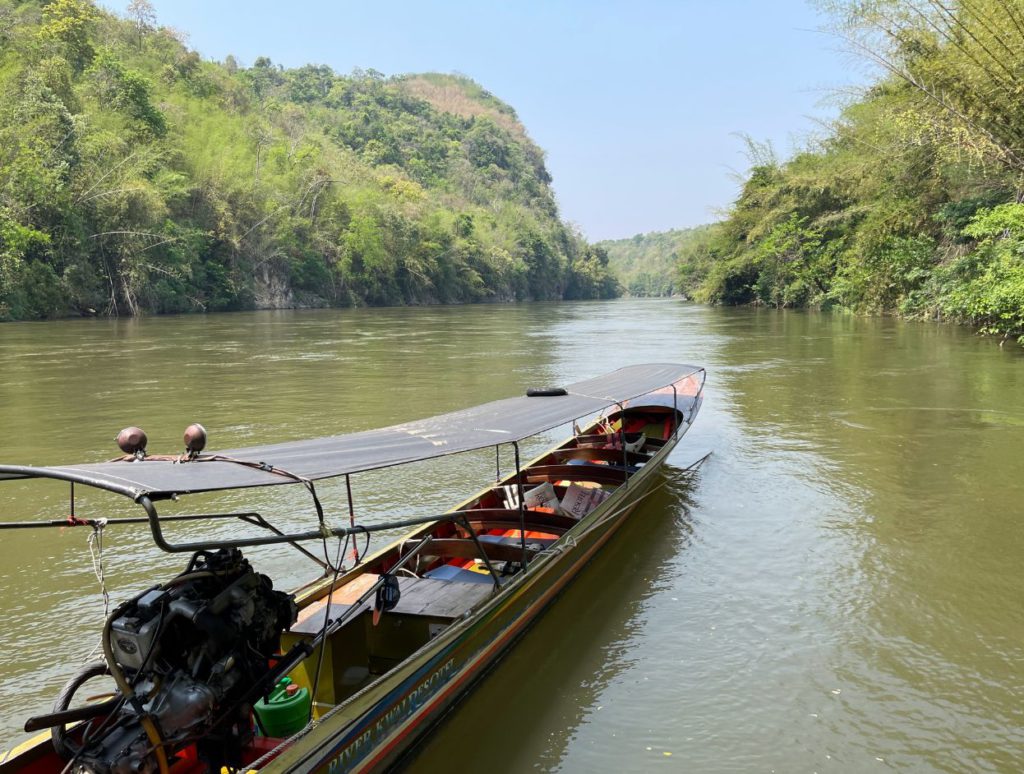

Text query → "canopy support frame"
[615,401,629,487]
[139,496,474,554]
[512,441,528,570]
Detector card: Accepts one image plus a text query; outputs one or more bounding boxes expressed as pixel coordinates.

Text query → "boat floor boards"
[290,575,494,636]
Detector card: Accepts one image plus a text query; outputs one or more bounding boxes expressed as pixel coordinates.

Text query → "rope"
[84,519,110,661]
[87,519,110,616]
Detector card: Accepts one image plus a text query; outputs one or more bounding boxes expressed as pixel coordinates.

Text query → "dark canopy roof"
[0,363,702,501]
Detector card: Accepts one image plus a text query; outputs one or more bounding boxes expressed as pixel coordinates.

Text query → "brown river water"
[0,299,1021,772]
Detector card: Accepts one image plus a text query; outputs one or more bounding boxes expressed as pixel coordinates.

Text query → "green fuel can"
[253,677,311,737]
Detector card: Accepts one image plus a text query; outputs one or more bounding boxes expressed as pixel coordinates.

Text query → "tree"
[126,0,156,49]
[465,117,511,169]
[38,0,98,73]
[87,48,167,136]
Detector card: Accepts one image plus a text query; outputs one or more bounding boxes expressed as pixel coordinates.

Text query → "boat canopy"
[0,363,702,501]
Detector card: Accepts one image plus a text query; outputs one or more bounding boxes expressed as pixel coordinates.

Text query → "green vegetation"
[682,0,1024,344]
[597,226,709,297]
[0,0,617,320]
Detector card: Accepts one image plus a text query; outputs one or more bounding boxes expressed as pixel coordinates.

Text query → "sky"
[101,1,872,241]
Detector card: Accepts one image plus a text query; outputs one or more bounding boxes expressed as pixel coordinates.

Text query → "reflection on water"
[1,302,1022,772]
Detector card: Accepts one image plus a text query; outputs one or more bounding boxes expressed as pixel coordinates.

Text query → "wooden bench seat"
[549,448,650,465]
[520,464,627,486]
[458,507,579,532]
[418,537,543,564]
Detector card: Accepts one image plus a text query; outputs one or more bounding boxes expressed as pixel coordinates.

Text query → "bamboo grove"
[676,0,1024,344]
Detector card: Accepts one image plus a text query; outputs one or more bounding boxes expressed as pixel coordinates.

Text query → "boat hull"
[265,420,690,773]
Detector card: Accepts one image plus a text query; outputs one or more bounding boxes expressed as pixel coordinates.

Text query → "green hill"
[598,226,710,297]
[0,0,617,320]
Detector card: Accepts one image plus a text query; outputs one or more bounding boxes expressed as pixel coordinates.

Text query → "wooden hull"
[264,415,692,773]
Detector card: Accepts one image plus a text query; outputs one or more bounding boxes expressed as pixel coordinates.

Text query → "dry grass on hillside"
[401,76,524,137]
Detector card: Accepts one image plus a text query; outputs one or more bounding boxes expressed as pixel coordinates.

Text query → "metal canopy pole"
[139,497,471,554]
[512,441,528,569]
[457,515,502,591]
[616,401,629,488]
[236,513,329,570]
[672,383,679,438]
[345,474,358,564]
[0,511,265,530]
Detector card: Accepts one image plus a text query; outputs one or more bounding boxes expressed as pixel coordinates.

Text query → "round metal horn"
[116,427,148,455]
[184,423,207,454]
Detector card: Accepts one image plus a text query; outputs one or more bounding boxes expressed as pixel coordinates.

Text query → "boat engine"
[54,548,297,774]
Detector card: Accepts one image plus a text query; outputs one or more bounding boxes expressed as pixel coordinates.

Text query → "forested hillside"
[682,0,1024,344]
[598,226,709,297]
[0,0,617,320]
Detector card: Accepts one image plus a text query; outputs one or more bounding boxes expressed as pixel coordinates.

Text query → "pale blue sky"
[105,1,871,241]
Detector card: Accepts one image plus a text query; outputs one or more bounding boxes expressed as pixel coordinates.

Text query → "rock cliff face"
[253,265,296,310]
[0,2,618,320]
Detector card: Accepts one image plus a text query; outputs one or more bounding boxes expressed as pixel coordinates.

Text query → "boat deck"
[290,575,494,636]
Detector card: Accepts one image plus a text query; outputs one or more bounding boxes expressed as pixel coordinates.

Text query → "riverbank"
[670,0,1024,346]
[0,0,616,322]
[5,291,1019,355]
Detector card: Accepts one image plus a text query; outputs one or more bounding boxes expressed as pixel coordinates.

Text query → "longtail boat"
[0,363,705,774]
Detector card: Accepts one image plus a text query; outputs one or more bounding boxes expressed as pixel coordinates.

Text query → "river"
[0,299,1021,772]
